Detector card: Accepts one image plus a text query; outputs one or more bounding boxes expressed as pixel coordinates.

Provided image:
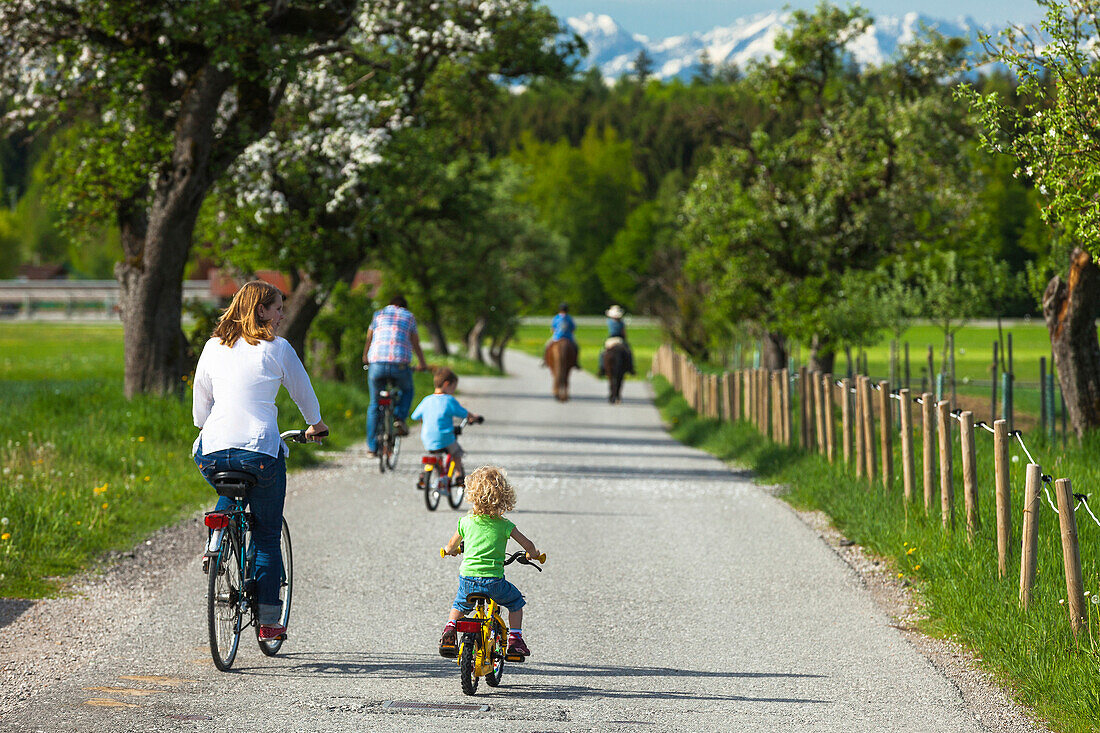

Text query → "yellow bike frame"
[457,599,509,675]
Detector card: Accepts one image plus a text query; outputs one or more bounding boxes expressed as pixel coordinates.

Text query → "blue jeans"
[366,362,414,452]
[195,446,286,625]
[452,575,526,613]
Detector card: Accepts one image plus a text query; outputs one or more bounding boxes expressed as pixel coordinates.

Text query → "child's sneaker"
[507,633,530,657]
[439,623,458,658]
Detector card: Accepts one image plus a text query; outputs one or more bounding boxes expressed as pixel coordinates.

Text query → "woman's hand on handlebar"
[305,421,329,443]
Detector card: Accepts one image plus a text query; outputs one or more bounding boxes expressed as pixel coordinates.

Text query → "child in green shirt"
[440,466,541,658]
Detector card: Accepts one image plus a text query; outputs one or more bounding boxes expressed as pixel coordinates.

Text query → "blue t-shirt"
[411,393,469,450]
[552,313,575,342]
[607,318,625,338]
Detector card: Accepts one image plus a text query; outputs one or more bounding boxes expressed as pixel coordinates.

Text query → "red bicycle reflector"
[204,513,229,529]
[378,398,393,406]
[456,620,483,633]
[422,456,439,466]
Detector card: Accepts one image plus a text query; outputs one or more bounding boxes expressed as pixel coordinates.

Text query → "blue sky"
[543,0,1043,37]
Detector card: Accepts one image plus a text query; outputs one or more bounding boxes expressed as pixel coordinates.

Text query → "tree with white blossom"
[0,0,563,397]
[961,0,1100,436]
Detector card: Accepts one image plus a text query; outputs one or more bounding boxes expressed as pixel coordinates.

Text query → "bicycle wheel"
[378,407,392,473]
[385,434,401,471]
[459,633,479,696]
[424,478,441,511]
[447,476,464,509]
[484,626,505,687]
[258,518,293,656]
[207,532,243,671]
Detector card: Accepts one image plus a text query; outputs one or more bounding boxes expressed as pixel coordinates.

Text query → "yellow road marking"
[118,675,195,687]
[83,698,138,708]
[83,686,166,697]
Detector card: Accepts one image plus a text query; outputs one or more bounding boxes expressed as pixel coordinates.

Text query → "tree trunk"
[279,270,349,363]
[466,316,487,363]
[426,319,449,357]
[1042,248,1100,438]
[808,335,835,374]
[489,328,514,372]
[761,331,788,370]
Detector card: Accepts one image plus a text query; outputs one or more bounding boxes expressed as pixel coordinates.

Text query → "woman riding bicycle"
[192,280,328,642]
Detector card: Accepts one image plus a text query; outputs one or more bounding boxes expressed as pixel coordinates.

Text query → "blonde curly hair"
[465,466,516,517]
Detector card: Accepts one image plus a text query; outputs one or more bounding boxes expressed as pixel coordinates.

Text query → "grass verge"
[0,323,489,598]
[652,375,1100,733]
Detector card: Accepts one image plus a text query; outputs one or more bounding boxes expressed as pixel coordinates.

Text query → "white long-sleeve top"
[191,336,323,458]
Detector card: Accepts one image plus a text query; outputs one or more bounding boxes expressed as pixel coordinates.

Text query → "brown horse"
[544,339,578,402]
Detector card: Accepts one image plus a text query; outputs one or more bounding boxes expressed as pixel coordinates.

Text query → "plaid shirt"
[367,305,418,364]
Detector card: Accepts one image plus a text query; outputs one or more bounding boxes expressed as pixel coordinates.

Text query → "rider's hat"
[605,304,625,319]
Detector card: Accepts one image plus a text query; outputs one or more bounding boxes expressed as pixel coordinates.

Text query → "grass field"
[652,376,1100,733]
[0,322,488,598]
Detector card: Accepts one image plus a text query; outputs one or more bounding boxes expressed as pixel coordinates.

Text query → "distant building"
[208,269,382,299]
[17,263,68,280]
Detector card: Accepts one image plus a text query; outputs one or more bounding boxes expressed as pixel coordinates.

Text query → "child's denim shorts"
[453,575,525,613]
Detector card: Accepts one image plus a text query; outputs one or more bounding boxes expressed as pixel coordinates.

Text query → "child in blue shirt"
[411,368,480,485]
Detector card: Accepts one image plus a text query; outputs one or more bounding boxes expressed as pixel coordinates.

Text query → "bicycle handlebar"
[439,546,545,569]
[280,429,329,444]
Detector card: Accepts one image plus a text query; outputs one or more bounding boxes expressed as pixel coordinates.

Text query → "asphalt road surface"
[2,352,992,732]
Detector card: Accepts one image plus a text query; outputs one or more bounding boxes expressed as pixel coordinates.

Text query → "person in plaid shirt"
[362,295,428,456]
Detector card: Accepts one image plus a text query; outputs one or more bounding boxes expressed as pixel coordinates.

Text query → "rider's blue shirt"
[411,393,469,451]
[607,318,625,338]
[552,313,576,342]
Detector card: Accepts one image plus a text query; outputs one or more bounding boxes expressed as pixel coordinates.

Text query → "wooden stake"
[743,369,751,422]
[922,392,935,514]
[960,410,979,540]
[899,389,915,502]
[823,373,835,462]
[841,378,852,465]
[814,371,826,455]
[1019,463,1041,608]
[798,366,809,448]
[878,380,893,490]
[781,368,791,445]
[861,377,876,483]
[854,377,865,479]
[994,419,1012,578]
[1054,478,1086,636]
[937,400,954,529]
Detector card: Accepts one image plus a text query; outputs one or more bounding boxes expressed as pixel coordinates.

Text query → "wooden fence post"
[762,369,772,437]
[743,369,751,422]
[899,389,914,502]
[841,378,852,466]
[781,369,791,445]
[798,367,809,449]
[814,371,826,455]
[1019,463,1041,608]
[960,411,979,541]
[854,377,865,479]
[922,393,935,514]
[1054,478,1086,636]
[724,373,736,423]
[823,373,835,462]
[878,380,893,490]
[861,377,876,484]
[994,419,1012,578]
[937,400,954,529]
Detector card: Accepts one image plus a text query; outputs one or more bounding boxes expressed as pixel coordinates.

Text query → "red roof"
[208,269,381,298]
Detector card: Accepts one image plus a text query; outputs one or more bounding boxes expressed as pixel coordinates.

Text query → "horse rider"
[551,302,576,347]
[598,304,635,377]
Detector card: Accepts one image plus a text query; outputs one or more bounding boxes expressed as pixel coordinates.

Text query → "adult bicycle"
[202,428,325,671]
[418,415,483,511]
[367,370,401,473]
[439,545,546,695]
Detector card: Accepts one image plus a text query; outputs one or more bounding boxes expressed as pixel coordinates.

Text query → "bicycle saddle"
[464,592,492,605]
[211,470,257,499]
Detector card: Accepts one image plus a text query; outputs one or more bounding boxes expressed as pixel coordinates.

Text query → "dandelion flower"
[907,547,916,555]
[1059,598,1066,605]
[75,521,81,526]
[0,517,7,526]
[138,436,145,443]
[101,503,108,509]
[897,573,903,578]
[0,533,9,541]
[1011,455,1019,463]
[914,565,921,571]
[1092,596,1099,605]
[345,409,353,418]
[144,476,151,482]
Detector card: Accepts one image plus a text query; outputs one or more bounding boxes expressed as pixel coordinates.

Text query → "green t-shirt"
[458,514,515,578]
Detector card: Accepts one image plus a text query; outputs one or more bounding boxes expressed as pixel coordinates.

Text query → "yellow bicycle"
[439,547,546,695]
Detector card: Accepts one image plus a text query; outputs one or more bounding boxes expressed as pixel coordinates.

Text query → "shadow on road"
[0,599,34,630]
[461,391,650,407]
[230,652,453,680]
[480,449,715,462]
[506,464,750,483]
[490,420,666,433]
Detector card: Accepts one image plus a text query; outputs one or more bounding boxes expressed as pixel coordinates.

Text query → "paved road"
[2,352,989,732]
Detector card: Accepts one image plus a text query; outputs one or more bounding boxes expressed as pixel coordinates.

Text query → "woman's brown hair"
[211,280,282,347]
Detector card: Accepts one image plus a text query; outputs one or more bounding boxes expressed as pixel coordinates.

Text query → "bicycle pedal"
[504,654,526,663]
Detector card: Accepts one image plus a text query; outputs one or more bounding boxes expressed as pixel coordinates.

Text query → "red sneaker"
[507,634,530,656]
[258,624,286,641]
[439,625,458,658]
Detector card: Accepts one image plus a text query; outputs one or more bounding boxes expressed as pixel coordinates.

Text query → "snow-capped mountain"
[565,11,993,81]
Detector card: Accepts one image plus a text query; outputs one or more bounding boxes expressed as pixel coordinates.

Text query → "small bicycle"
[202,428,325,671]
[418,415,483,511]
[439,545,546,695]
